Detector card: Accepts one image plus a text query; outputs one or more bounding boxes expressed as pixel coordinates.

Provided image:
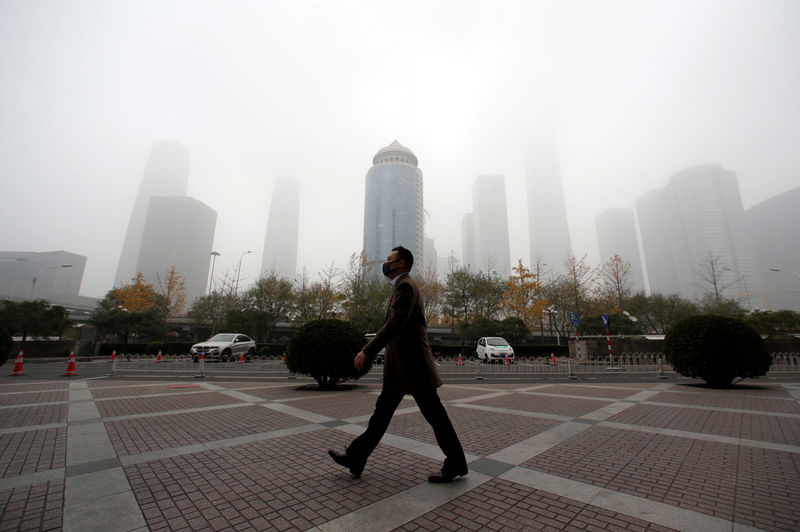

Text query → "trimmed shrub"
[0,327,11,367]
[664,315,771,387]
[287,319,371,389]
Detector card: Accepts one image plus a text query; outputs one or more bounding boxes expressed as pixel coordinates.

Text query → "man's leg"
[413,389,467,473]
[345,389,404,462]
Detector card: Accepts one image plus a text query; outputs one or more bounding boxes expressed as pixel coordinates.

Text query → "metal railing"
[108,352,800,379]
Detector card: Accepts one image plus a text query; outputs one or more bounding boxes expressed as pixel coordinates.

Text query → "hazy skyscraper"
[136,196,217,306]
[363,140,424,272]
[461,213,476,270]
[526,140,572,273]
[423,236,438,275]
[261,176,300,280]
[472,175,511,276]
[745,185,800,311]
[0,250,85,300]
[115,141,189,287]
[595,208,646,293]
[636,164,760,305]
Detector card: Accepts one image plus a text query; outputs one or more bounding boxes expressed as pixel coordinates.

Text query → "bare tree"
[416,264,445,325]
[600,254,633,313]
[561,252,598,321]
[694,252,745,315]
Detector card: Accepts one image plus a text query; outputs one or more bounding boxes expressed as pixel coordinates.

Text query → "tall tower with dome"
[363,140,424,274]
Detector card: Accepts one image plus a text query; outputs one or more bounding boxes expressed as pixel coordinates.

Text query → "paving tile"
[0,479,64,531]
[358,406,562,457]
[0,404,67,429]
[96,392,245,418]
[124,430,438,531]
[106,405,310,456]
[471,392,612,417]
[393,477,679,531]
[648,384,800,413]
[0,390,68,406]
[0,427,67,478]
[90,384,210,399]
[535,383,650,400]
[0,383,68,394]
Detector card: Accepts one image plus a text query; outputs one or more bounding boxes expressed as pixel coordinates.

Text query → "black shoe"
[328,449,366,479]
[428,464,468,483]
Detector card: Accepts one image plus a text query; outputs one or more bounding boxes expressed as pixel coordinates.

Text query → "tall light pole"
[31,264,72,299]
[235,250,252,294]
[208,251,221,294]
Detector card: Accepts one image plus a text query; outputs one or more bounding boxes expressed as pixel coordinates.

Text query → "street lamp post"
[30,264,72,300]
[769,268,800,280]
[208,251,221,294]
[235,251,252,294]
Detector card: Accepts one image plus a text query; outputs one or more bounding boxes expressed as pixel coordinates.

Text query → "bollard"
[195,353,206,378]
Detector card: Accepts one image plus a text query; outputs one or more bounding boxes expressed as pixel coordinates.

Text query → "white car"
[191,333,256,362]
[476,337,515,363]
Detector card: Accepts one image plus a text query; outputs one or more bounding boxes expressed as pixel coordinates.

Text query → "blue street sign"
[569,312,580,327]
[601,313,609,328]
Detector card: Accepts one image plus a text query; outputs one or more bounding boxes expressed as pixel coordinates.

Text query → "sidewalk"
[0,377,798,531]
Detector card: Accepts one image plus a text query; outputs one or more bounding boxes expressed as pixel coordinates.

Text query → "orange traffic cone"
[155,350,162,363]
[237,353,244,364]
[9,351,23,376]
[109,350,116,363]
[63,352,76,376]
[282,353,286,364]
[504,354,510,366]
[457,353,463,366]
[550,353,556,366]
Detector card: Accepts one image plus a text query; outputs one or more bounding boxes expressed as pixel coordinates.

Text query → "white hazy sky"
[2,0,798,298]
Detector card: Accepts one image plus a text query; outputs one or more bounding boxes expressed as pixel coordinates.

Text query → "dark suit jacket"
[362,273,443,394]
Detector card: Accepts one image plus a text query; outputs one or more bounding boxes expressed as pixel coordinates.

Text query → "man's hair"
[392,246,414,271]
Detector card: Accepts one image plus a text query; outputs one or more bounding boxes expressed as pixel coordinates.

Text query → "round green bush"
[287,319,371,389]
[0,327,11,367]
[664,315,771,387]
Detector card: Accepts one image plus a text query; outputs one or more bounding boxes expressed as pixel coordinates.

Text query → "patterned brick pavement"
[0,377,798,531]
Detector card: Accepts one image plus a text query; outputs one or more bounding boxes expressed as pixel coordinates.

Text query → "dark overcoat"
[361,273,443,394]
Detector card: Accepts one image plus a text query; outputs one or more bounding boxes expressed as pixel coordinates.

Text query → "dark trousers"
[346,388,466,470]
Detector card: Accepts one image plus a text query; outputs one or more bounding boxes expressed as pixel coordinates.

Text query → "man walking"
[328,246,468,483]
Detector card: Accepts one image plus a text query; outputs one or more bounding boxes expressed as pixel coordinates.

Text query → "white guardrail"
[108,352,800,379]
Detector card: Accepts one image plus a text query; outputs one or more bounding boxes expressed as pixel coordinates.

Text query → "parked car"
[476,337,515,363]
[191,333,256,362]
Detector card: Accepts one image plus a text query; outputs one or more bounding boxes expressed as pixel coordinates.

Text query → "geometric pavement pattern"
[0,377,798,531]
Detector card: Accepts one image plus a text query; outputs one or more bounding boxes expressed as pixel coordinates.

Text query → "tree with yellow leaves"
[156,266,187,317]
[91,273,167,344]
[502,260,545,331]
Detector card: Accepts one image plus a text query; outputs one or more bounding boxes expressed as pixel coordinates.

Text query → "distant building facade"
[461,213,476,270]
[745,185,800,311]
[471,175,511,277]
[595,208,646,293]
[0,250,86,301]
[135,196,217,306]
[363,140,424,272]
[636,164,760,306]
[115,141,190,287]
[423,236,438,276]
[261,176,300,280]
[526,143,572,273]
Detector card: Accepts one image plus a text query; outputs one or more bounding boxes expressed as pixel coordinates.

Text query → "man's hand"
[354,351,367,371]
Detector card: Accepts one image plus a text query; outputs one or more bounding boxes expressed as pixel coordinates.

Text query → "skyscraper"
[595,208,646,293]
[472,175,511,276]
[0,250,86,300]
[745,185,800,311]
[363,140,424,272]
[135,196,217,306]
[636,164,760,305]
[526,141,572,273]
[461,213,476,270]
[261,176,300,280]
[115,141,189,287]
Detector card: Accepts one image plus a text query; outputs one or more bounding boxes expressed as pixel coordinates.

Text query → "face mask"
[382,259,399,277]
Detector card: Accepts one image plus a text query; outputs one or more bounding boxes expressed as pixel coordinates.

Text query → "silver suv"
[191,333,256,362]
[476,337,515,363]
